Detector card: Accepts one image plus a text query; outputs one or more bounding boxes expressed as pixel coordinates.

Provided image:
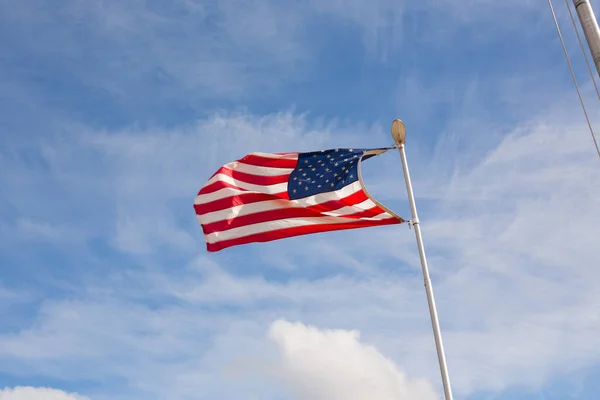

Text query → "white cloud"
[1,101,599,396]
[268,320,438,400]
[2,80,600,399]
[0,387,89,400]
[4,0,600,399]
[2,101,599,382]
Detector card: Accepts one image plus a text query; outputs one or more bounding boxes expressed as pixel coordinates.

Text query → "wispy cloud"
[0,0,562,131]
[2,97,600,398]
[3,0,600,399]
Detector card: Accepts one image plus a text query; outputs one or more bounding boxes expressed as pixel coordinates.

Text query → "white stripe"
[292,181,363,207]
[350,198,379,211]
[323,210,393,220]
[321,199,381,217]
[363,148,391,157]
[205,214,396,243]
[248,152,299,160]
[195,187,247,205]
[200,173,288,195]
[223,161,294,177]
[199,199,292,224]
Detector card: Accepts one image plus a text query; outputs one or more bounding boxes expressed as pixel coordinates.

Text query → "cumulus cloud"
[269,319,438,400]
[0,387,89,400]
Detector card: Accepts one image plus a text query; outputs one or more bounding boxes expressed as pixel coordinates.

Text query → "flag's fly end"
[194,147,403,252]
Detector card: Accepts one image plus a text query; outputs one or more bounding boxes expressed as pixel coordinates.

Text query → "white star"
[318,185,321,188]
[304,160,308,164]
[349,174,354,179]
[293,189,297,193]
[305,186,309,190]
[335,148,339,152]
[349,148,353,151]
[330,183,335,187]
[302,173,307,176]
[334,163,339,166]
[293,177,297,180]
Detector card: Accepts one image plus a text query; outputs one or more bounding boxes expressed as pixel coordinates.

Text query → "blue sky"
[2,0,600,399]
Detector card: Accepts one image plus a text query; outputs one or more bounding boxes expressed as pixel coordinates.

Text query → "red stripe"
[239,154,298,169]
[201,207,324,234]
[199,193,386,234]
[196,188,380,224]
[198,180,239,196]
[201,205,390,234]
[210,166,290,186]
[206,218,401,252]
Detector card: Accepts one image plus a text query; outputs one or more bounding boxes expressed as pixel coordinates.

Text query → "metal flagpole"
[391,119,454,400]
[573,0,600,79]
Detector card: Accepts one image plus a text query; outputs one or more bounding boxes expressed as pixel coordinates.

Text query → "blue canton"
[288,148,368,200]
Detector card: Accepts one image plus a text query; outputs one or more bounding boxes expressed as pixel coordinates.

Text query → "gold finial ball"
[391,119,406,145]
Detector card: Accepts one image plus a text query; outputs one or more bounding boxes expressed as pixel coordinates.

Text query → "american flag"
[194,147,404,252]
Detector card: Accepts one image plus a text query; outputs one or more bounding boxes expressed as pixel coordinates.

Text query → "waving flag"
[194,147,404,252]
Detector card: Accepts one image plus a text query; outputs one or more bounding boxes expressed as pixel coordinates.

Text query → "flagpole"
[573,0,600,78]
[391,119,454,400]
